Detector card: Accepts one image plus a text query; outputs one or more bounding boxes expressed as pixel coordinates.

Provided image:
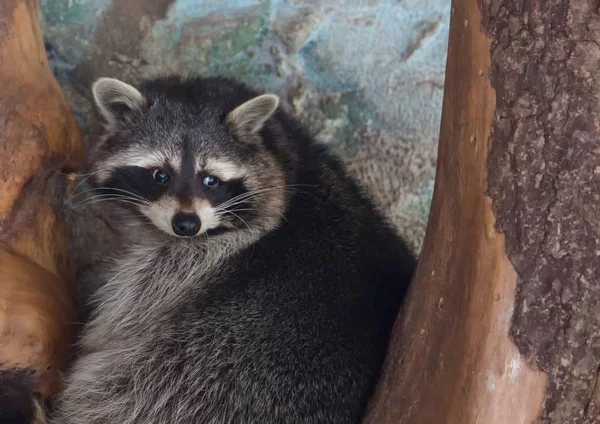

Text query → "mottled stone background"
[40,0,450,253]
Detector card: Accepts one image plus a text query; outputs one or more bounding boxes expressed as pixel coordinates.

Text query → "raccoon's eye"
[202,175,220,189]
[152,169,170,185]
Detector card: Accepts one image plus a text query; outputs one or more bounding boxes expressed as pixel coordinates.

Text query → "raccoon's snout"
[172,212,201,237]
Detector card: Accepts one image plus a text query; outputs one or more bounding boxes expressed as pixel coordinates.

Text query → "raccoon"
[50,76,416,424]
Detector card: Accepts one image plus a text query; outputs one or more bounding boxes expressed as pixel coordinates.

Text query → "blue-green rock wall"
[41,0,450,251]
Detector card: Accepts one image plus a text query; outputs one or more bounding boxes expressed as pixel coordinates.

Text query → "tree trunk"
[364,0,600,422]
[0,0,84,419]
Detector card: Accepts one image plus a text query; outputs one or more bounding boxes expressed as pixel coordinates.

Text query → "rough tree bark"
[0,0,84,420]
[364,0,600,422]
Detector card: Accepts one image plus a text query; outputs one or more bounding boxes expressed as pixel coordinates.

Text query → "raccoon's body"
[51,76,415,424]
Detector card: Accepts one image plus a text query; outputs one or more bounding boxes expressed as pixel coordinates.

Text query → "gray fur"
[92,78,146,134]
[50,76,415,424]
[52,234,260,424]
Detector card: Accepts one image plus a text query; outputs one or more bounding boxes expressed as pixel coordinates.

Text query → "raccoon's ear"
[92,78,146,130]
[226,94,279,136]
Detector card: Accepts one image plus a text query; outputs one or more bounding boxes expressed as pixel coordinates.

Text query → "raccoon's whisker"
[122,224,154,229]
[219,185,308,204]
[216,190,284,210]
[54,165,116,178]
[69,193,149,207]
[68,193,134,204]
[229,198,293,227]
[215,200,255,212]
[52,166,101,179]
[67,196,148,211]
[218,211,252,232]
[62,163,145,203]
[108,189,148,203]
[223,189,308,210]
[275,210,292,228]
[86,191,149,205]
[63,177,101,207]
[110,198,150,207]
[67,187,148,204]
[281,188,323,203]
[66,201,144,213]
[216,192,294,212]
[217,185,317,210]
[65,187,108,208]
[50,165,75,177]
[63,168,117,203]
[214,208,255,215]
[217,189,274,209]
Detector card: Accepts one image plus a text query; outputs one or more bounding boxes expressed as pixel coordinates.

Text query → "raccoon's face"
[88,77,287,239]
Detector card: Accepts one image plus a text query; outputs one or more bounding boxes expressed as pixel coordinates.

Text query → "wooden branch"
[363,0,549,422]
[0,0,84,410]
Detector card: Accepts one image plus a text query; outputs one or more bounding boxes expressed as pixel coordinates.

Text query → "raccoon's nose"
[172,212,201,237]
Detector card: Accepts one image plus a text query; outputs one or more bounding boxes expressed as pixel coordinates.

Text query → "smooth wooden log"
[363,0,548,422]
[0,0,84,408]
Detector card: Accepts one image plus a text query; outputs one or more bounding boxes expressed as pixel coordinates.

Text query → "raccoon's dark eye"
[152,169,170,185]
[203,175,220,189]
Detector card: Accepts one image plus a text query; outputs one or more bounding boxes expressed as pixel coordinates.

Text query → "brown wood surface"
[363,0,547,422]
[0,0,84,401]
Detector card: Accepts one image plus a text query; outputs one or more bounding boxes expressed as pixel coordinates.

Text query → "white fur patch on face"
[142,197,220,237]
[201,159,246,181]
[194,199,220,233]
[95,148,182,184]
[141,196,179,237]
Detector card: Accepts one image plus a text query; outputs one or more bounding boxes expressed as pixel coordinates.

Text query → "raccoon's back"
[53,159,415,424]
[157,174,416,422]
